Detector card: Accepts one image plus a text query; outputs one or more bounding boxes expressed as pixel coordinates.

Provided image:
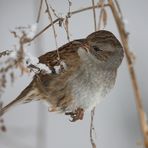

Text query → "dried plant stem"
[30,18,63,42]
[91,0,97,31]
[0,50,13,58]
[48,4,59,18]
[63,17,70,42]
[32,3,109,44]
[114,0,123,19]
[108,0,148,147]
[98,0,107,30]
[67,0,72,14]
[44,0,60,60]
[0,102,6,132]
[27,4,112,44]
[98,8,103,30]
[90,108,96,148]
[90,0,97,148]
[70,4,109,16]
[36,0,43,23]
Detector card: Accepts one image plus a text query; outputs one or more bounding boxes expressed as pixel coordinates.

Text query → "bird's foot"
[65,108,84,122]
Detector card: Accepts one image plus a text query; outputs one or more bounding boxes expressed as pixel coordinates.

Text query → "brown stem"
[108,0,148,147]
[70,4,109,16]
[90,1,97,148]
[30,18,62,42]
[114,0,123,20]
[36,0,43,23]
[91,0,97,31]
[90,107,96,148]
[48,3,59,18]
[44,0,60,60]
[29,4,111,43]
[63,17,70,42]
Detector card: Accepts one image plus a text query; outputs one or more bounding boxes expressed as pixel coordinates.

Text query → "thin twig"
[90,108,96,148]
[91,0,97,31]
[67,0,72,15]
[70,4,109,16]
[23,4,111,44]
[61,0,72,42]
[98,0,107,30]
[0,102,6,132]
[63,17,70,42]
[90,0,97,148]
[108,0,148,147]
[44,0,60,60]
[36,0,43,23]
[114,0,123,19]
[0,50,13,58]
[48,3,59,18]
[30,18,63,42]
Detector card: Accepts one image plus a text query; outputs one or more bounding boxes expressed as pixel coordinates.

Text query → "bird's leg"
[65,108,84,122]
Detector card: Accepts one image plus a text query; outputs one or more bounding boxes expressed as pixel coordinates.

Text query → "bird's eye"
[93,46,102,52]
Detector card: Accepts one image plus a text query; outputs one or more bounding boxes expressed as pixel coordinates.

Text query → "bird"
[0,30,124,122]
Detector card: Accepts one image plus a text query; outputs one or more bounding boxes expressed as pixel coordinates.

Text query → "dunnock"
[0,30,124,122]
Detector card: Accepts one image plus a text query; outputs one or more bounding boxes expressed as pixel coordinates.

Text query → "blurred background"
[0,0,148,148]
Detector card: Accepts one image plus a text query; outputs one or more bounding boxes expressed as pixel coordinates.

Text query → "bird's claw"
[65,108,84,122]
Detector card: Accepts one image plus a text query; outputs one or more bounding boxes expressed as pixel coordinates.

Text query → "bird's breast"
[66,61,116,111]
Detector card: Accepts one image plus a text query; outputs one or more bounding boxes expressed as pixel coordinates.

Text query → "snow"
[8,49,17,59]
[53,60,67,74]
[60,60,67,70]
[24,52,51,74]
[54,65,61,74]
[123,18,128,25]
[25,52,39,65]
[37,63,52,73]
[26,23,38,39]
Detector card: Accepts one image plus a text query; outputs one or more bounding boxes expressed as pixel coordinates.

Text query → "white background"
[0,0,148,148]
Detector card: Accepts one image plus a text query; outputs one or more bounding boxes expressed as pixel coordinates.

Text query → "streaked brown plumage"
[0,30,124,122]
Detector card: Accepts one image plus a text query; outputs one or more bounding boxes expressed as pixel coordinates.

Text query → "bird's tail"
[0,82,34,117]
[0,97,23,116]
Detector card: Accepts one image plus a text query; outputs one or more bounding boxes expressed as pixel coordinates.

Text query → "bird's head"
[85,30,124,69]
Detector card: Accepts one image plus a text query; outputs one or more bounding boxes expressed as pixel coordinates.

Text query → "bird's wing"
[35,39,86,110]
[38,39,86,69]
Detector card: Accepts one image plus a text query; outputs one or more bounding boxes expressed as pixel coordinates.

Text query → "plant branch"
[98,0,107,30]
[30,18,63,42]
[90,0,97,148]
[44,0,60,60]
[114,0,123,20]
[36,0,43,23]
[108,0,148,147]
[26,4,111,44]
[91,0,97,31]
[90,108,96,148]
[70,4,109,16]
